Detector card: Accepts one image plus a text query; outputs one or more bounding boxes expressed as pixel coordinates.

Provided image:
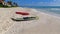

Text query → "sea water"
[36,8,60,14]
[20,6,60,17]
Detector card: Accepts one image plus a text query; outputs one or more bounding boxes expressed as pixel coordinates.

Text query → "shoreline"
[29,8,60,19]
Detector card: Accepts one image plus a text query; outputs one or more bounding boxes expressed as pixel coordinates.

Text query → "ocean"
[20,6,60,16]
[36,8,60,17]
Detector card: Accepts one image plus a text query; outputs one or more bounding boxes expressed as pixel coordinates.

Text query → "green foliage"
[0,0,18,8]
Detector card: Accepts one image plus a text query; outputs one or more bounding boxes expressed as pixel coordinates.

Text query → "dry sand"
[0,7,60,34]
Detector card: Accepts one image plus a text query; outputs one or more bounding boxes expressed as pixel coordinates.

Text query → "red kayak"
[16,12,29,15]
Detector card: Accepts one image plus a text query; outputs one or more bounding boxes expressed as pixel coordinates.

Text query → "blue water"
[37,8,60,14]
[20,6,60,14]
[20,6,60,8]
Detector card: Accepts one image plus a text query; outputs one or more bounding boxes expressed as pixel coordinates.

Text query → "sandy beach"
[0,7,60,34]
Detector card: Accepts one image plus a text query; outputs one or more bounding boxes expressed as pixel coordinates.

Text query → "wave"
[34,8,60,17]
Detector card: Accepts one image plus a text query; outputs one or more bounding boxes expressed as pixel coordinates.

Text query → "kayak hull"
[16,12,29,15]
[11,17,38,21]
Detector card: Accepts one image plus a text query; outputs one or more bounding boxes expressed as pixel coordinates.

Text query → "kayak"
[16,12,29,15]
[11,17,39,21]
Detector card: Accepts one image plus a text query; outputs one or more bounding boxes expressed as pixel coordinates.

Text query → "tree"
[0,0,5,7]
[0,0,18,7]
[13,2,18,7]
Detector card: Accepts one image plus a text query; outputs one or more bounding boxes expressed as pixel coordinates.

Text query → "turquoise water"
[37,8,60,14]
[20,6,60,8]
[20,6,60,14]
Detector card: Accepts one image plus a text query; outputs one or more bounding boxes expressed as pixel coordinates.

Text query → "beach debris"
[11,17,38,21]
[16,12,29,15]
